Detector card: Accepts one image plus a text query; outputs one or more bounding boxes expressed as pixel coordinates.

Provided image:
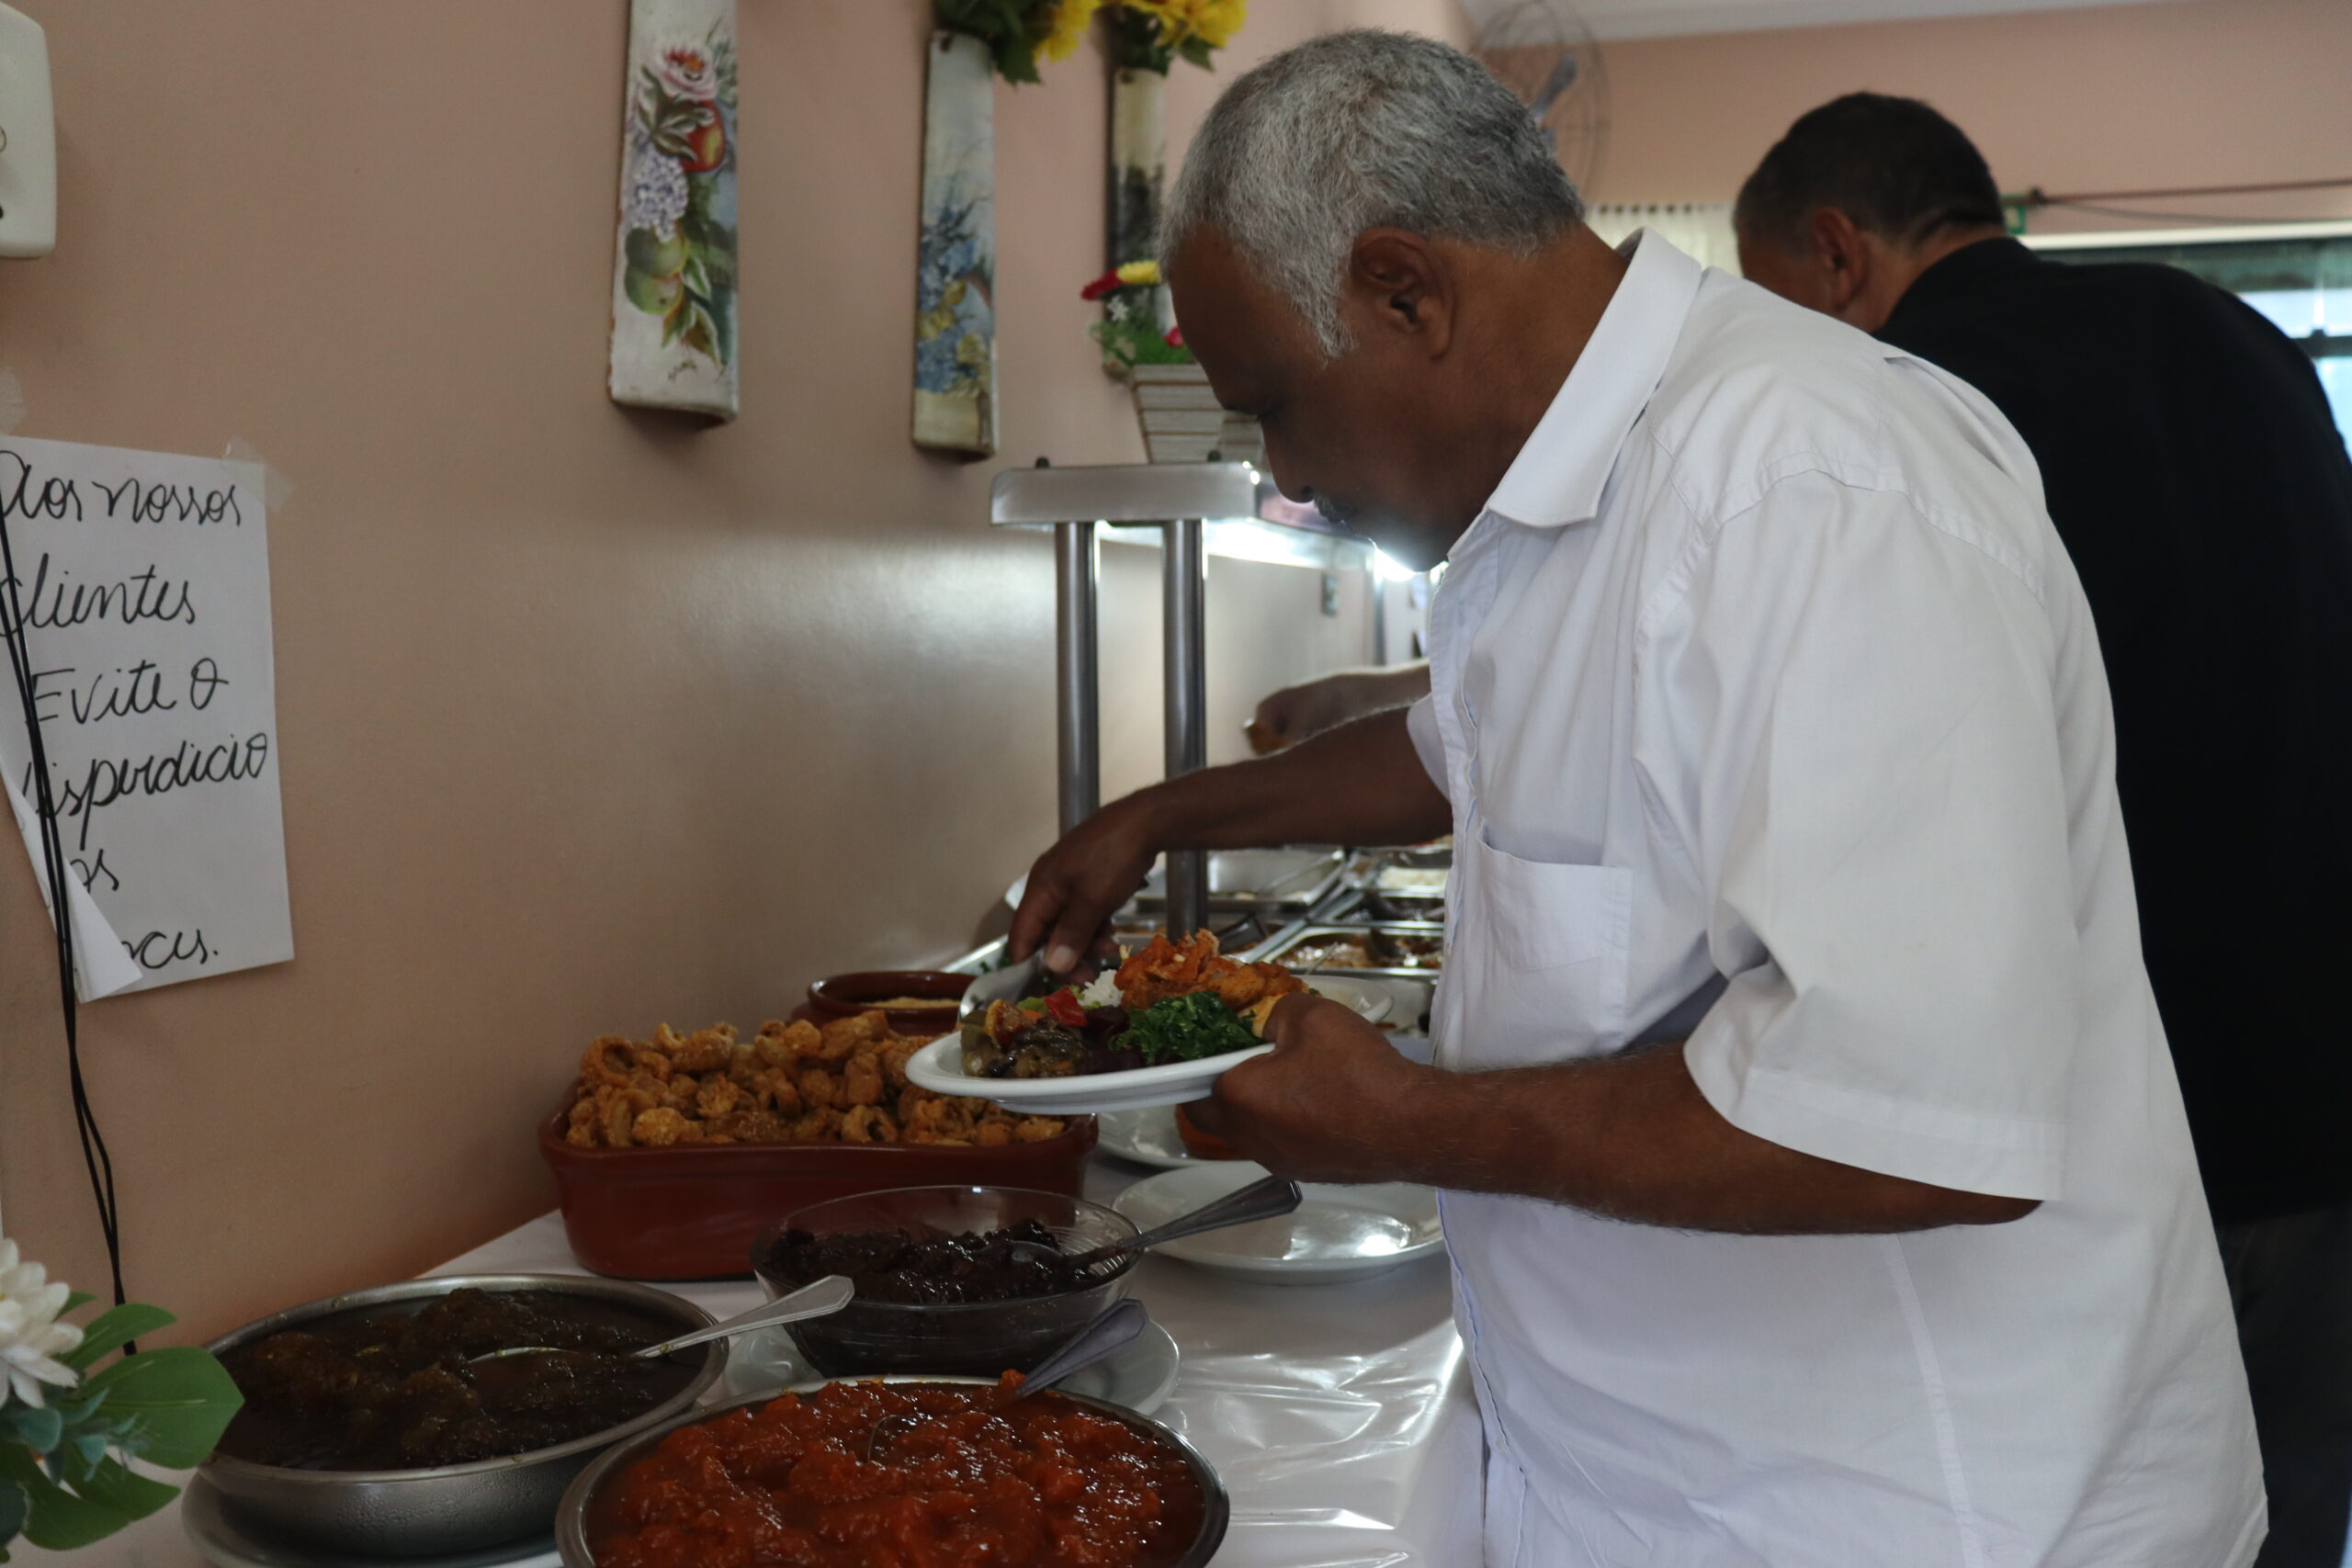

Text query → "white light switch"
[0,3,54,259]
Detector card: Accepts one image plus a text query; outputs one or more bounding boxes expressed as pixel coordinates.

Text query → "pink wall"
[1590,0,2352,233]
[0,0,1464,1341]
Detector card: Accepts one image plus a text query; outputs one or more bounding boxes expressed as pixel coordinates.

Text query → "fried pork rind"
[560,1015,1068,1149]
[631,1107,698,1146]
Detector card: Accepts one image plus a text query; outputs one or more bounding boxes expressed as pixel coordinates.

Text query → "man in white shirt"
[1009,29,2262,1567]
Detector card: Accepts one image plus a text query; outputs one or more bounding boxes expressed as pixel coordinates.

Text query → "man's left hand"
[1185,992,1436,1183]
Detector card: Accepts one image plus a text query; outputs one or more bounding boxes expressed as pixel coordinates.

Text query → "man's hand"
[1008,795,1159,976]
[1186,993,1435,1183]
[1245,664,1432,754]
[1007,709,1451,974]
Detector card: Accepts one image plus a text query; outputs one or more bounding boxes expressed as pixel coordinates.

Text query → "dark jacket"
[1879,237,2352,1223]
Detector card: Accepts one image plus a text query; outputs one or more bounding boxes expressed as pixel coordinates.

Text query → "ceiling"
[1457,0,2184,43]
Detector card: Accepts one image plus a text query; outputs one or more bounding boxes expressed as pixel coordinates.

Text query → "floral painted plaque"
[912,29,997,457]
[608,0,740,421]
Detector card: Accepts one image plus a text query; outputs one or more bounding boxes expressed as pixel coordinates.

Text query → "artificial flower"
[0,1239,82,1408]
[1121,0,1246,52]
[653,44,720,101]
[1115,259,1161,287]
[1040,0,1102,62]
[1080,267,1126,301]
[1164,323,1184,346]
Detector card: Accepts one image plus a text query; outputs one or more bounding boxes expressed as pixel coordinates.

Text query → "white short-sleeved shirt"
[1409,232,2262,1568]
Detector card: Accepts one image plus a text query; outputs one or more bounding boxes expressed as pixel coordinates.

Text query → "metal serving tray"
[1135,847,1350,915]
[1255,921,1447,985]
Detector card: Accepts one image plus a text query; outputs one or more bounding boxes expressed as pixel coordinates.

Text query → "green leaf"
[61,1293,95,1315]
[1178,36,1215,70]
[0,1478,27,1548]
[0,1446,128,1553]
[55,1455,175,1526]
[73,1348,243,1470]
[61,1303,175,1372]
[0,1405,62,1454]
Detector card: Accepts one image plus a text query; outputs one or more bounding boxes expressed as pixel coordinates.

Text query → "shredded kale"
[1118,991,1259,1066]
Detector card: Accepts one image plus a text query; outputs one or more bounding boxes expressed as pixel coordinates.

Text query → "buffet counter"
[38,1152,1479,1568]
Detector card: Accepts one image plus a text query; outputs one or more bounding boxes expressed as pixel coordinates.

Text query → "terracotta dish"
[807,971,973,1033]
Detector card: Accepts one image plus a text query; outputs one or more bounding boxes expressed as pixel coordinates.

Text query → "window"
[2026,225,2352,448]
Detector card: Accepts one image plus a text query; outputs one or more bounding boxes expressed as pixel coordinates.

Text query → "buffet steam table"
[28,1157,1480,1568]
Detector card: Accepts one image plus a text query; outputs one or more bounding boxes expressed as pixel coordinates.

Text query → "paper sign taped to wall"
[0,434,291,998]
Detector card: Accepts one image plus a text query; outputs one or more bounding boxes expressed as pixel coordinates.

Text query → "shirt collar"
[1480,230,1706,533]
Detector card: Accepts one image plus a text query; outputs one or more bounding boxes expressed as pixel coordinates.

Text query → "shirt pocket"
[1460,833,1635,1059]
[1476,833,1633,974]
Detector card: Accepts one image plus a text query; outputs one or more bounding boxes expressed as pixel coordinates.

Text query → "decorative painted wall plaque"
[608,0,741,422]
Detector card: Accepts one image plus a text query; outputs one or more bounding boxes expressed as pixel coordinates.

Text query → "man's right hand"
[1007,705,1451,974]
[1007,793,1163,975]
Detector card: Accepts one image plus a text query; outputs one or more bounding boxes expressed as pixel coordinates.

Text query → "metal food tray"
[1134,847,1351,915]
[1255,921,1447,985]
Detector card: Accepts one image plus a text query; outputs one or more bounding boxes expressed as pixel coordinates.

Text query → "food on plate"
[215,1289,698,1471]
[585,1379,1206,1568]
[865,995,959,1009]
[960,931,1306,1080]
[761,1219,1095,1304]
[564,1014,1067,1149]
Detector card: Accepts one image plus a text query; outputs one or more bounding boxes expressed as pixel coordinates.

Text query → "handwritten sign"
[0,434,291,998]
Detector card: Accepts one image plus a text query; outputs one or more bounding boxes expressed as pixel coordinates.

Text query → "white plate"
[1113,1162,1445,1284]
[1096,1105,1200,1168]
[907,976,1392,1115]
[723,1316,1181,1416]
[183,1477,560,1568]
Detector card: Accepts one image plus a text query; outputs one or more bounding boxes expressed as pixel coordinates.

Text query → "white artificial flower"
[0,1239,84,1408]
[1076,969,1123,1010]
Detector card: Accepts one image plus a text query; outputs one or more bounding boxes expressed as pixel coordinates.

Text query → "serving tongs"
[468,1275,854,1365]
[957,950,1043,1029]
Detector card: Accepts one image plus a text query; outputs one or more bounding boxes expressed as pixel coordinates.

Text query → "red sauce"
[588,1379,1207,1568]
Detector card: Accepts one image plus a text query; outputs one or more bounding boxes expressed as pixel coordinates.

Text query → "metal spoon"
[990,1173,1303,1282]
[468,1275,854,1365]
[865,1298,1149,1459]
[1067,1173,1303,1281]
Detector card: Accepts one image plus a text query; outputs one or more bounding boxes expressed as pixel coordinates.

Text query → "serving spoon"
[1066,1172,1303,1282]
[468,1275,854,1365]
[864,1298,1150,1459]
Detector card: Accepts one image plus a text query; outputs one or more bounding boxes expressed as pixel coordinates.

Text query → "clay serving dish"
[805,970,972,1033]
[539,1107,1098,1280]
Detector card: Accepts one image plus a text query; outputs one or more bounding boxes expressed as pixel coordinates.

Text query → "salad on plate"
[961,931,1307,1080]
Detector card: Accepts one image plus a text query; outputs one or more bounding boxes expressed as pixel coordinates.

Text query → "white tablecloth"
[27,1156,1482,1567]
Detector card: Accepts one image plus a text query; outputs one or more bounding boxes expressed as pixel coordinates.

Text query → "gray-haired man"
[1011,30,2261,1565]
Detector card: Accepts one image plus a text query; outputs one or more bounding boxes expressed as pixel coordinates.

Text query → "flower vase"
[1130,363,1264,466]
[912,30,999,457]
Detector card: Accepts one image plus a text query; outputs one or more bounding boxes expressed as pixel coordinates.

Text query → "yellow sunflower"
[1123,0,1247,52]
[1040,0,1103,62]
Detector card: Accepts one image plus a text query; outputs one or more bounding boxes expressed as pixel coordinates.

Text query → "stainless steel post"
[1162,516,1208,936]
[1054,520,1100,836]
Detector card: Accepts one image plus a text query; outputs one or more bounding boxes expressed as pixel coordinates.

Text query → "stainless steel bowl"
[200,1273,724,1556]
[555,1377,1229,1568]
